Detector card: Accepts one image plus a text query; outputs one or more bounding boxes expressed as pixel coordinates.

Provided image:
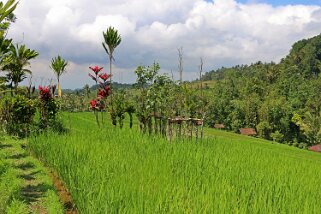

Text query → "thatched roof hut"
[239,128,257,136]
[214,124,225,129]
[308,144,321,152]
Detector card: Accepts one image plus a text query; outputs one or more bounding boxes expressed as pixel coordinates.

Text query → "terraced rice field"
[28,112,321,213]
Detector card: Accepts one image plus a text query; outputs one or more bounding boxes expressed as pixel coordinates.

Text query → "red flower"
[104,85,111,96]
[98,89,107,99]
[39,85,52,101]
[90,99,98,110]
[99,73,111,82]
[89,66,103,75]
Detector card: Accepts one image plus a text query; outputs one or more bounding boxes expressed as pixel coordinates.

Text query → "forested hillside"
[202,34,321,147]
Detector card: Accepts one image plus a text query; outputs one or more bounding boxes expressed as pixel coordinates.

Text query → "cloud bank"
[7,0,321,88]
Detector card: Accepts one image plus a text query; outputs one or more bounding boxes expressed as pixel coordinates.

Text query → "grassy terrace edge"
[0,136,64,213]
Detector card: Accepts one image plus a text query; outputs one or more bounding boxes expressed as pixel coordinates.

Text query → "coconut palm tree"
[50,55,68,97]
[102,26,121,86]
[2,44,38,94]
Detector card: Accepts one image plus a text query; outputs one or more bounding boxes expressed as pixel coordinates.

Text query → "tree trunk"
[148,117,152,135]
[129,113,133,128]
[109,55,115,126]
[58,79,62,97]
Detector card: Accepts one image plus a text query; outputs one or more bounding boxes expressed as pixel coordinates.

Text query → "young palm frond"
[102,26,121,83]
[50,55,68,97]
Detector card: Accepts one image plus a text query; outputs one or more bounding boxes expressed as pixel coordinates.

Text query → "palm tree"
[102,26,121,86]
[2,44,38,94]
[50,55,68,97]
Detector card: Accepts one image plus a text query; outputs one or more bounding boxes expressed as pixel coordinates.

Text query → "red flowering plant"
[88,66,112,126]
[38,86,51,101]
[88,66,104,85]
[38,85,60,130]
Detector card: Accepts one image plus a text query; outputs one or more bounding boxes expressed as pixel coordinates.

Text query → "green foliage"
[0,0,17,37]
[202,34,321,145]
[1,44,38,93]
[60,93,88,112]
[134,62,160,133]
[37,86,65,133]
[50,55,68,80]
[111,90,127,128]
[102,26,121,86]
[256,121,271,139]
[0,95,36,137]
[292,112,321,145]
[270,131,284,143]
[283,34,321,78]
[50,55,68,97]
[6,199,29,214]
[102,26,122,58]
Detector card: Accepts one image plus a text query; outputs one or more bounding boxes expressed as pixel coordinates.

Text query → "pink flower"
[90,99,98,110]
[99,73,111,82]
[89,66,103,75]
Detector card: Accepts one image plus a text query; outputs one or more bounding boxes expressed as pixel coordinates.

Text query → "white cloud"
[6,0,321,89]
[76,15,136,44]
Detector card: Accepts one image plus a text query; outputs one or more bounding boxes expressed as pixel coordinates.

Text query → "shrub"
[270,131,284,143]
[37,86,65,133]
[0,95,36,137]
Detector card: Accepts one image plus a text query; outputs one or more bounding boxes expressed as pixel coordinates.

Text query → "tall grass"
[29,112,321,213]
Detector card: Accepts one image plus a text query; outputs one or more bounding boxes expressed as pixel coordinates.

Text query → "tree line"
[202,34,321,147]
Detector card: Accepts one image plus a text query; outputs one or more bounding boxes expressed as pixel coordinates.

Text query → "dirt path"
[48,170,77,214]
[0,138,68,213]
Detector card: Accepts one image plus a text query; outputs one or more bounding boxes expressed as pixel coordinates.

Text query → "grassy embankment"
[0,135,63,213]
[29,112,321,213]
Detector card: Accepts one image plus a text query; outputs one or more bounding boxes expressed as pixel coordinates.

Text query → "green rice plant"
[29,112,321,213]
[44,190,65,214]
[0,168,22,213]
[6,199,29,214]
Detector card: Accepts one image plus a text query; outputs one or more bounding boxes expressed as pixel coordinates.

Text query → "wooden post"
[200,119,204,142]
[195,123,198,143]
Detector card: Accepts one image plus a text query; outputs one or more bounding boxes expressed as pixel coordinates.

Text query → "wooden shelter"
[167,117,204,142]
[239,128,257,136]
[214,124,225,129]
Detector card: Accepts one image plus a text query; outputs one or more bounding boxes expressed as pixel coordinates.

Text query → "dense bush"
[37,86,65,133]
[0,95,36,137]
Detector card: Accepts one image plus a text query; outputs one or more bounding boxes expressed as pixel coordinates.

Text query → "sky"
[6,0,321,89]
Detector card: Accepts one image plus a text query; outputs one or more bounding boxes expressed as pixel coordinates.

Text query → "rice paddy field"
[28,112,321,213]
